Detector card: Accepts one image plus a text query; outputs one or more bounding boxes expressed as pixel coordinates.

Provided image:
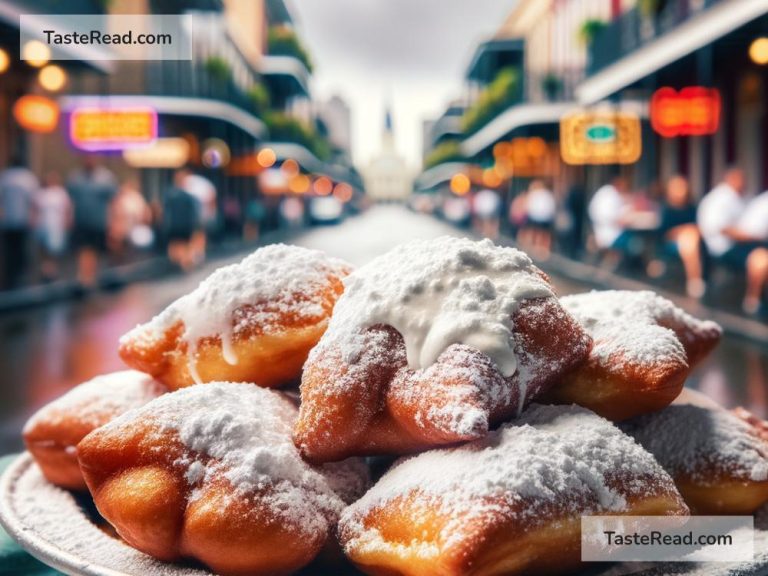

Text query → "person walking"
[33,171,72,282]
[67,156,117,287]
[163,169,201,271]
[0,156,38,289]
[108,178,152,260]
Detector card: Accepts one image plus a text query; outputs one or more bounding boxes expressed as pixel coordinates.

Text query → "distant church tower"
[363,106,412,202]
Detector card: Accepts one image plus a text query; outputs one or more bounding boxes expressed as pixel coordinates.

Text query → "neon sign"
[560,111,641,165]
[70,107,157,151]
[650,87,720,138]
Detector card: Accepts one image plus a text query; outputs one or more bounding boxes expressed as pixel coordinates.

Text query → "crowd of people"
[0,156,270,291]
[493,167,768,316]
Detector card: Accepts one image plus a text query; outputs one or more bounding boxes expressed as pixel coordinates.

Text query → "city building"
[317,94,353,159]
[364,109,412,202]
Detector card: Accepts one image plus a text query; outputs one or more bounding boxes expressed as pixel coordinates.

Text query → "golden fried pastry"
[295,237,592,463]
[623,401,768,514]
[77,383,368,576]
[22,370,165,490]
[118,244,351,390]
[541,290,721,421]
[339,404,688,576]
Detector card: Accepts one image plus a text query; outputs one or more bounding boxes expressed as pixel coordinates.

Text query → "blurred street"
[0,205,766,454]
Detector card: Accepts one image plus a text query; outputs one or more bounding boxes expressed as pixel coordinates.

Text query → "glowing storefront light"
[22,40,50,67]
[13,95,59,133]
[0,48,9,74]
[560,111,641,165]
[749,37,768,65]
[70,107,158,151]
[123,138,190,168]
[650,87,721,138]
[256,147,277,168]
[38,65,67,92]
[450,173,471,195]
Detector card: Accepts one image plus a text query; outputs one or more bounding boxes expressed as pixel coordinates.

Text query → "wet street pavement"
[1,205,766,453]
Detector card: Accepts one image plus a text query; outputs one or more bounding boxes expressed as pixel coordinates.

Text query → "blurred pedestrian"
[33,171,72,282]
[735,190,768,314]
[588,176,634,264]
[472,188,501,239]
[108,178,152,260]
[67,156,117,287]
[279,196,304,229]
[0,155,38,289]
[182,169,217,265]
[520,179,556,258]
[561,184,586,257]
[163,169,201,271]
[653,175,706,298]
[243,195,266,242]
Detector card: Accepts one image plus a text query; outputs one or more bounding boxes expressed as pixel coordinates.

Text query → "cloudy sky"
[289,0,514,170]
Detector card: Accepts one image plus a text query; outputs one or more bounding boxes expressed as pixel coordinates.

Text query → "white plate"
[2,453,767,576]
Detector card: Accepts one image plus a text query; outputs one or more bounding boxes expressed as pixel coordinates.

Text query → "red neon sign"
[650,87,721,138]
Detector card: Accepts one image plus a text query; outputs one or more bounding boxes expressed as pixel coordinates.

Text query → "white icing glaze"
[328,237,553,377]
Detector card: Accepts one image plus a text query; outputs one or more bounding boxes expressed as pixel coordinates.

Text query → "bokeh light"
[22,40,51,67]
[256,147,276,168]
[13,95,59,133]
[449,173,470,195]
[749,37,768,65]
[482,167,502,188]
[314,176,333,196]
[288,173,310,194]
[0,48,9,74]
[38,65,67,91]
[333,182,353,203]
[281,158,300,176]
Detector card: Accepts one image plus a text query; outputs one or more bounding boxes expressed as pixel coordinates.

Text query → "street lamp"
[38,65,67,91]
[749,37,768,66]
[22,40,50,67]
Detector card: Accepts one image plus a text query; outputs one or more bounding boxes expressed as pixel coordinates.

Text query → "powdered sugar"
[623,404,768,483]
[326,237,553,377]
[560,290,714,369]
[104,383,367,536]
[23,370,165,433]
[340,404,681,555]
[120,244,349,382]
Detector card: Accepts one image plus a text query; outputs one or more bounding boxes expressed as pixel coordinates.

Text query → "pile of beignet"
[21,237,768,576]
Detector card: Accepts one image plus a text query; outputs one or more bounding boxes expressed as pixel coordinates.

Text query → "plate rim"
[0,452,134,576]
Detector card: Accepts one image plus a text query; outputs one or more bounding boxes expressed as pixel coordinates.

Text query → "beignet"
[623,402,768,514]
[118,244,351,390]
[295,237,592,462]
[77,383,368,576]
[542,290,721,420]
[339,403,688,576]
[23,370,165,490]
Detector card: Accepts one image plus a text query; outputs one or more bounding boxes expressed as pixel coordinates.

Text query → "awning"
[59,95,268,140]
[577,0,768,104]
[0,3,115,73]
[461,102,574,158]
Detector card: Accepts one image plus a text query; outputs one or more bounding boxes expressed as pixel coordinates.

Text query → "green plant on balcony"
[246,84,270,116]
[204,56,231,83]
[541,73,563,101]
[267,26,313,73]
[578,19,607,45]
[424,140,464,170]
[461,67,520,135]
[264,111,330,160]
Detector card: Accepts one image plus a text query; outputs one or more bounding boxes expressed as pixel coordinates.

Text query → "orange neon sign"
[70,107,157,150]
[650,87,720,138]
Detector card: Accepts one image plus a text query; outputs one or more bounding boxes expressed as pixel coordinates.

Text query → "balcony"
[589,0,725,75]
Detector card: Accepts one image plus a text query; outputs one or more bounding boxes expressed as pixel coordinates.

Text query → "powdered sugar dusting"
[623,404,768,483]
[327,237,553,377]
[104,383,367,537]
[341,404,682,555]
[23,370,165,434]
[560,290,707,369]
[119,244,350,382]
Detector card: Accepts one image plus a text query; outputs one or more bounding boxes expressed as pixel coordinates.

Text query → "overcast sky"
[289,0,514,171]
